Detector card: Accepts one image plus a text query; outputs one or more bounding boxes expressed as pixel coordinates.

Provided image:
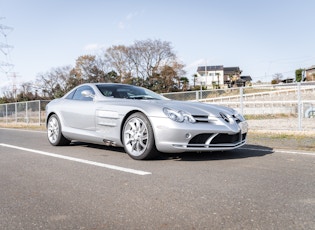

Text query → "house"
[196,65,224,88]
[281,78,294,84]
[237,76,253,87]
[305,65,315,81]
[196,65,245,88]
[223,67,243,87]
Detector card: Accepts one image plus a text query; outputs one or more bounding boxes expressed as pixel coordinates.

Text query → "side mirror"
[81,90,95,99]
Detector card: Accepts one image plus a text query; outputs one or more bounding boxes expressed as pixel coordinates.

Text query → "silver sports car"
[46,83,248,160]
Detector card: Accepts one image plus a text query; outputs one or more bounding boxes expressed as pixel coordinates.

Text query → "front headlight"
[163,108,196,123]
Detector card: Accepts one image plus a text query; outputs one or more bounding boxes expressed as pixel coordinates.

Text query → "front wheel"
[122,112,159,160]
[47,114,71,146]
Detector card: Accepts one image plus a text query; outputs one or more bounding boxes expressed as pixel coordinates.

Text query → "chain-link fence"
[0,100,50,125]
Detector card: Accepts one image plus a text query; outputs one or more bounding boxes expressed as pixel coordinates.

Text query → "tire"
[122,112,159,160]
[47,114,71,146]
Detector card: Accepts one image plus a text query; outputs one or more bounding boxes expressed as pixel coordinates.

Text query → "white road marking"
[273,149,315,156]
[241,147,315,156]
[0,143,152,176]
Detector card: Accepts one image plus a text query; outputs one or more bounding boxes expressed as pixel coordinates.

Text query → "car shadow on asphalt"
[158,144,273,161]
[70,141,126,153]
[69,142,273,161]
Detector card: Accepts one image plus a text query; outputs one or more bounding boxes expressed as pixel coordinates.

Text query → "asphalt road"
[0,128,314,230]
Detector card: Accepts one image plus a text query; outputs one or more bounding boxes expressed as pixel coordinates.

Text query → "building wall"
[306,66,315,81]
[196,70,224,88]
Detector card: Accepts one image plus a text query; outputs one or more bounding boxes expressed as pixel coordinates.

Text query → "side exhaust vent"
[103,139,116,147]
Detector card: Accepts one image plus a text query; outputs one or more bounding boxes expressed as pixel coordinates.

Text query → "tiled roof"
[197,65,224,72]
[306,65,315,71]
[223,67,241,75]
[240,76,252,81]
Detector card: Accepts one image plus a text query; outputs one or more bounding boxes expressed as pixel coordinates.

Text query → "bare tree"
[36,66,72,99]
[132,39,176,85]
[31,39,186,98]
[272,73,283,84]
[0,86,15,103]
[71,55,106,83]
[104,45,132,82]
[16,82,35,101]
[103,39,185,91]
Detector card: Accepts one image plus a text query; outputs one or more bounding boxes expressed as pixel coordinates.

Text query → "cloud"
[118,11,140,30]
[126,12,138,21]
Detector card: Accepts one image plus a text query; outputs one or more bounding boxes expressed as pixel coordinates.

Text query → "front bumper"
[150,117,248,153]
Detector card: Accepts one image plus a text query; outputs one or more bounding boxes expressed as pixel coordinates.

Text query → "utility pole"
[0,17,15,96]
[0,17,14,73]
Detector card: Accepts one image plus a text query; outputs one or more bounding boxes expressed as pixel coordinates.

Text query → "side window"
[65,90,75,99]
[72,86,95,101]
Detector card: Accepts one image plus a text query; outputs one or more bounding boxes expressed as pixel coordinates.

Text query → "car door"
[61,85,96,131]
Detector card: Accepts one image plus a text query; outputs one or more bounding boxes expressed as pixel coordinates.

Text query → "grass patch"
[0,123,46,131]
[244,114,296,120]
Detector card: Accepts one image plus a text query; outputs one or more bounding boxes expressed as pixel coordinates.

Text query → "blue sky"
[1,0,314,93]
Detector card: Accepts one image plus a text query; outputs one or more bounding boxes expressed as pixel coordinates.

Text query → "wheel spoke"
[134,119,141,130]
[126,136,135,145]
[139,123,146,133]
[138,139,146,149]
[135,141,142,152]
[132,140,138,151]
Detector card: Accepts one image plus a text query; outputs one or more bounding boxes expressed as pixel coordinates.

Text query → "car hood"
[156,100,235,117]
[97,98,237,118]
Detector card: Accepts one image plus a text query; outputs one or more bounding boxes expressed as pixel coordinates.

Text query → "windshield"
[96,84,167,100]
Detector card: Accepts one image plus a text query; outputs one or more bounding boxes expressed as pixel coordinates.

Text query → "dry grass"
[0,123,46,131]
[248,129,315,138]
[244,114,296,120]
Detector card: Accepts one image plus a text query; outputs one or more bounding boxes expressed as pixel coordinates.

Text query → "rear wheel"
[122,112,158,160]
[47,114,70,146]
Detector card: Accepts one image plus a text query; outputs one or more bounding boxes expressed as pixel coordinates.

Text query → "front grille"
[192,115,209,123]
[211,133,241,144]
[192,114,242,124]
[189,133,214,144]
[231,114,242,123]
[188,132,243,146]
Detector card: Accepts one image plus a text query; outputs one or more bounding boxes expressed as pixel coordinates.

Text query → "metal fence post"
[15,103,17,123]
[39,100,41,125]
[200,84,203,100]
[240,87,244,115]
[26,101,28,123]
[5,104,8,124]
[297,82,302,130]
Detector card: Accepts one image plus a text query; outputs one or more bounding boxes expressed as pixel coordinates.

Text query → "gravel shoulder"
[247,130,315,152]
[247,118,315,152]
